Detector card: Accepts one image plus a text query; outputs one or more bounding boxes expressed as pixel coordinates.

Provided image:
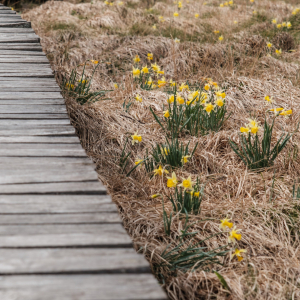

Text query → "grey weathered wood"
[0,136,79,143]
[0,22,31,28]
[0,63,53,70]
[0,37,40,43]
[0,100,65,105]
[0,15,21,19]
[0,50,44,55]
[0,72,53,78]
[0,56,48,63]
[0,77,56,83]
[0,224,132,247]
[0,91,63,99]
[0,43,41,51]
[0,126,75,136]
[0,274,166,300]
[0,119,71,126]
[0,181,106,195]
[0,144,87,157]
[0,248,149,274]
[0,213,121,224]
[0,11,16,14]
[0,28,35,33]
[0,105,67,114]
[0,113,69,119]
[0,195,117,213]
[0,87,61,92]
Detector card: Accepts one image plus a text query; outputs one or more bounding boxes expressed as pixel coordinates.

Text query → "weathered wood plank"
[0,181,106,195]
[0,92,63,99]
[0,126,75,136]
[0,213,121,224]
[0,113,69,119]
[0,224,132,247]
[0,77,56,83]
[0,119,71,126]
[0,56,48,63]
[0,195,117,213]
[0,28,35,33]
[0,44,41,51]
[0,274,166,300]
[0,100,65,105]
[0,136,79,143]
[0,23,31,28]
[0,248,149,274]
[0,50,44,55]
[0,144,87,157]
[0,37,40,43]
[0,64,53,70]
[0,87,61,92]
[1,72,54,78]
[0,105,67,114]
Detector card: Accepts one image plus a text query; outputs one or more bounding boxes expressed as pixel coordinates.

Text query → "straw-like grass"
[23,0,300,298]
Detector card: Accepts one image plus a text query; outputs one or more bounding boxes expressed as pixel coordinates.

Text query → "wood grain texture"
[0,195,117,213]
[0,105,67,114]
[0,274,166,300]
[0,113,69,119]
[0,224,132,247]
[0,248,149,274]
[0,91,63,99]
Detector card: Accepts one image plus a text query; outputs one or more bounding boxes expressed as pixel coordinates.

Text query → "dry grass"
[23,0,300,299]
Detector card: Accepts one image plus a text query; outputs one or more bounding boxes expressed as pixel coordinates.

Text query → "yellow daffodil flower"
[163,147,170,156]
[213,30,220,34]
[179,83,189,91]
[240,127,250,134]
[229,0,233,5]
[151,194,161,199]
[218,35,224,41]
[178,1,182,8]
[282,22,287,27]
[159,16,165,22]
[173,12,179,17]
[253,10,257,14]
[132,67,141,78]
[113,83,118,89]
[228,226,242,243]
[251,126,259,135]
[131,132,142,145]
[66,83,74,89]
[232,248,247,261]
[90,60,99,64]
[167,172,178,188]
[204,84,210,91]
[174,38,180,43]
[153,165,169,176]
[215,91,226,98]
[188,90,199,102]
[215,98,224,107]
[220,3,224,7]
[267,42,272,48]
[279,109,292,116]
[141,66,149,73]
[205,103,215,114]
[220,217,233,230]
[151,62,160,72]
[275,49,282,56]
[135,94,142,102]
[264,95,274,104]
[177,95,185,105]
[234,20,238,24]
[133,55,140,63]
[152,24,157,30]
[118,1,124,5]
[277,24,282,29]
[247,118,259,128]
[192,191,200,197]
[224,2,228,6]
[195,13,199,18]
[179,176,195,191]
[147,53,153,61]
[164,110,170,118]
[135,159,143,166]
[158,77,167,88]
[168,95,175,103]
[169,79,176,86]
[272,19,277,24]
[287,22,292,28]
[181,155,191,164]
[270,107,283,112]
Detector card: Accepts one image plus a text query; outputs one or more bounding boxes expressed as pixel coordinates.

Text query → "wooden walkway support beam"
[0,5,167,300]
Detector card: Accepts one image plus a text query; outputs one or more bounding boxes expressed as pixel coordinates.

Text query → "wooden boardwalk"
[0,5,166,300]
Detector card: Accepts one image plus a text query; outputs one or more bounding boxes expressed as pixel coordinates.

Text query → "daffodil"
[205,103,215,114]
[267,42,272,48]
[157,77,167,88]
[270,107,284,113]
[240,127,250,134]
[178,1,182,8]
[247,118,259,128]
[228,226,242,243]
[168,95,175,103]
[141,66,149,73]
[104,0,109,5]
[146,77,153,86]
[179,176,195,191]
[275,49,282,56]
[174,38,180,43]
[173,12,179,17]
[169,79,176,86]
[277,24,282,29]
[147,53,153,61]
[179,82,189,91]
[66,83,74,90]
[114,83,118,89]
[231,248,247,261]
[163,110,170,118]
[195,13,199,18]
[152,24,157,30]
[220,217,233,230]
[215,98,224,107]
[167,172,178,188]
[215,91,226,99]
[251,126,259,135]
[188,90,199,102]
[153,165,169,176]
[109,2,114,6]
[220,3,224,7]
[118,1,124,5]
[279,109,292,117]
[163,147,170,156]
[192,191,200,197]
[132,67,141,78]
[131,132,142,145]
[272,19,277,24]
[181,155,191,164]
[90,60,99,64]
[282,22,287,27]
[264,95,274,104]
[213,30,220,34]
[151,194,161,199]
[159,16,165,22]
[218,35,224,41]
[234,20,238,24]
[151,62,160,72]
[229,0,233,5]
[224,2,228,6]
[135,159,143,166]
[135,94,142,102]
[133,55,140,63]
[253,10,257,14]
[287,22,292,28]
[176,95,185,105]
[157,70,164,75]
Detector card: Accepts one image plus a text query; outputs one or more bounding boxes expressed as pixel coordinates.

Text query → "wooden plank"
[0,195,117,213]
[0,11,16,15]
[0,50,44,55]
[0,144,87,157]
[0,37,39,43]
[0,56,48,63]
[0,92,63,99]
[0,28,35,33]
[0,136,79,143]
[0,105,67,114]
[0,87,61,92]
[0,181,106,195]
[0,274,166,300]
[0,15,22,19]
[0,100,65,105]
[0,77,56,83]
[0,23,31,28]
[0,113,69,119]
[0,213,121,224]
[0,64,53,70]
[0,126,75,136]
[0,224,132,247]
[0,248,149,274]
[0,119,71,126]
[0,44,41,51]
[1,72,53,78]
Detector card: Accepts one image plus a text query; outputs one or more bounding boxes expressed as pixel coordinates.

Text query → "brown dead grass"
[23,0,300,299]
